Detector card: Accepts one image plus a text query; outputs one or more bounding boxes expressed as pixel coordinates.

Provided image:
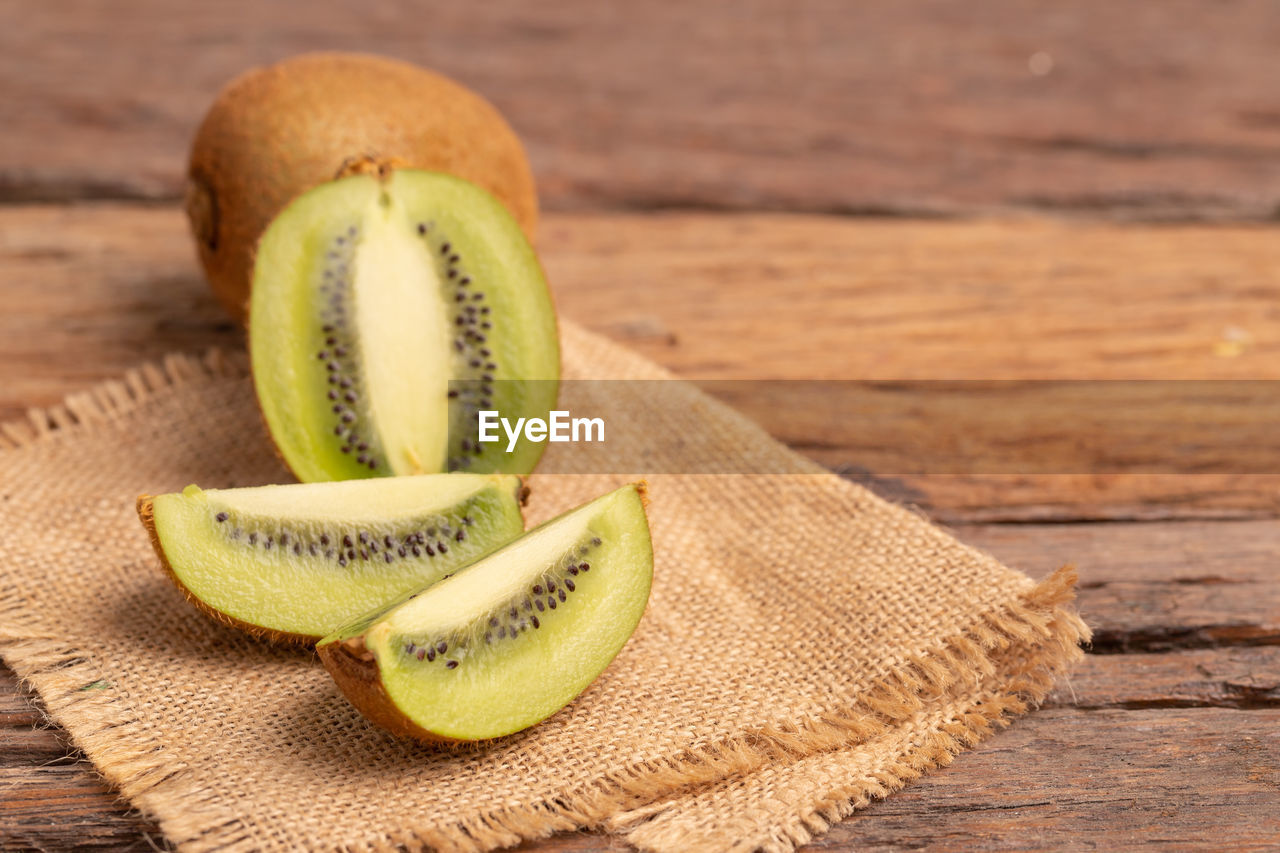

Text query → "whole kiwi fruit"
[186,52,539,322]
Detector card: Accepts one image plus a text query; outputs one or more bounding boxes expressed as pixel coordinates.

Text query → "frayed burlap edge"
[612,570,1091,853]
[0,349,248,451]
[0,350,1091,853]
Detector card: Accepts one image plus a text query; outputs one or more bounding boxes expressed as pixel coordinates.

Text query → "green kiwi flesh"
[318,483,652,741]
[250,169,559,483]
[138,474,526,642]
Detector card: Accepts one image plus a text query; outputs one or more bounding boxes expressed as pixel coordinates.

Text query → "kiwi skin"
[319,636,457,743]
[136,495,315,645]
[187,51,539,323]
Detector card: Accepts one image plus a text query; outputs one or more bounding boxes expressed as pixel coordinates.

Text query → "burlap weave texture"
[0,321,1088,852]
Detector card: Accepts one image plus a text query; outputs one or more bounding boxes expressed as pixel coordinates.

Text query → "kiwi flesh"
[137,474,527,643]
[187,51,538,322]
[318,483,652,742]
[250,168,558,482]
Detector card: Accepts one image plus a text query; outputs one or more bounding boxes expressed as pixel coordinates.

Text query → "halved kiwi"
[186,51,539,323]
[137,474,527,643]
[318,483,652,742]
[250,168,559,483]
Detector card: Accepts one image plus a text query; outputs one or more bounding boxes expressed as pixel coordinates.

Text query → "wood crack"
[1089,625,1280,655]
[1073,693,1280,711]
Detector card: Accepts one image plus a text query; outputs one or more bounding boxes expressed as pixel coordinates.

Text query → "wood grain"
[846,707,1280,852]
[3,205,1279,521]
[962,520,1280,653]
[0,677,164,850]
[1048,647,1280,710]
[5,1,1280,219]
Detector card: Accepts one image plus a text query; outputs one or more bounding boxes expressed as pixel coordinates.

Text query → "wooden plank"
[537,214,1280,382]
[0,765,166,852]
[960,520,1280,652]
[0,674,164,850]
[845,474,1280,524]
[3,1,1280,219]
[1047,647,1280,710]
[3,206,1279,520]
[841,707,1280,851]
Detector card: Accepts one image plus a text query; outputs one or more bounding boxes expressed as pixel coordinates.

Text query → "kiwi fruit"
[187,51,538,322]
[137,474,527,643]
[250,167,558,482]
[318,483,652,742]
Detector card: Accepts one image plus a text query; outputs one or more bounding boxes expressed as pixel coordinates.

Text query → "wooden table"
[3,3,1278,849]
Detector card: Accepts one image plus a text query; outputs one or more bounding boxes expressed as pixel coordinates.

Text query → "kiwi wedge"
[137,474,527,643]
[318,483,652,742]
[250,168,559,482]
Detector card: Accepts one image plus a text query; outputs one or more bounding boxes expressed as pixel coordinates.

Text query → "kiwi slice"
[137,474,527,643]
[250,168,559,483]
[318,483,652,742]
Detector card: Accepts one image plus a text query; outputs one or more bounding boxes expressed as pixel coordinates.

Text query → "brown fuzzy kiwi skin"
[317,636,462,744]
[188,51,540,323]
[136,495,320,646]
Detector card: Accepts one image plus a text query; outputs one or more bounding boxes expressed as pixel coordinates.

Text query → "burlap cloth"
[0,320,1088,852]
